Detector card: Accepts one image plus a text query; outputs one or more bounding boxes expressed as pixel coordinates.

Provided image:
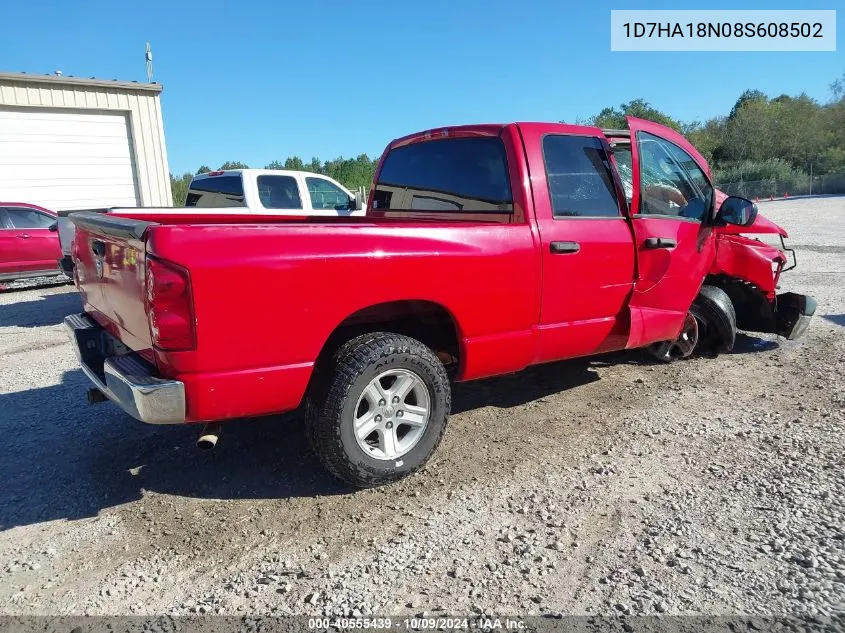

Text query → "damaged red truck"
[65,117,815,487]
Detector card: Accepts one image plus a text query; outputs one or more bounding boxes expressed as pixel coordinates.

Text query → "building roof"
[0,71,163,93]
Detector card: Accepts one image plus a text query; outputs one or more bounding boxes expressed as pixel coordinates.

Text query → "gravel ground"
[0,197,842,618]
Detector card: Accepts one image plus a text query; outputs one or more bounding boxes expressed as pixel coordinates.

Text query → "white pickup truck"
[57,169,366,274]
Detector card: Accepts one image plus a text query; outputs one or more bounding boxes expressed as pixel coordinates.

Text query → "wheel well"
[314,301,462,373]
[704,274,776,333]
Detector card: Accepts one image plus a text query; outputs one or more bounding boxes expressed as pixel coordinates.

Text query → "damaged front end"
[710,212,815,340]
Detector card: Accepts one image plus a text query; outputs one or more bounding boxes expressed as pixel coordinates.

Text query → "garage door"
[0,107,140,211]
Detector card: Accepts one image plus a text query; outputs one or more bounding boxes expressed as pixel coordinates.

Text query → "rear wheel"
[306,332,451,488]
[647,285,736,362]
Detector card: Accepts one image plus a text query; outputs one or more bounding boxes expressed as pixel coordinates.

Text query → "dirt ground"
[0,196,842,618]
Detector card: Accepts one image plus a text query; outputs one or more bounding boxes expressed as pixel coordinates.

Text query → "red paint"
[712,234,786,300]
[70,121,799,424]
[0,202,61,279]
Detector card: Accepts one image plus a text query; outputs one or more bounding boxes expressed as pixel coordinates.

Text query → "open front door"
[624,116,718,349]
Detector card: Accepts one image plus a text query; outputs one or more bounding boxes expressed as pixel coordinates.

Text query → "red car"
[64,117,815,487]
[0,202,62,283]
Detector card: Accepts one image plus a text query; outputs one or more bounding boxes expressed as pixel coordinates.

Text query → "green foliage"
[196,165,211,174]
[169,172,192,206]
[219,161,249,170]
[714,158,802,184]
[587,71,845,184]
[589,98,683,133]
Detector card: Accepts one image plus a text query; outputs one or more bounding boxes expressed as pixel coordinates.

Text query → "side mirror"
[48,222,58,232]
[717,196,757,227]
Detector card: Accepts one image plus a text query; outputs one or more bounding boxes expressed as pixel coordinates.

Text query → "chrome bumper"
[64,314,186,424]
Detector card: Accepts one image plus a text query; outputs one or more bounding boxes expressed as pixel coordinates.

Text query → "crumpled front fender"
[711,234,786,300]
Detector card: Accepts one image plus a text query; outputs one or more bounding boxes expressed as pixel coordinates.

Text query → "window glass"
[5,207,55,229]
[374,137,513,213]
[306,177,351,211]
[257,175,302,209]
[637,132,712,221]
[611,145,633,204]
[542,135,621,217]
[185,175,245,208]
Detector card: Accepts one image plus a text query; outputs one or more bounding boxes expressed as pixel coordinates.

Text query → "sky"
[0,0,841,174]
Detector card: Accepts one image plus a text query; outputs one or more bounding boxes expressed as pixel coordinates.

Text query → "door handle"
[16,234,31,239]
[549,241,580,254]
[644,237,677,249]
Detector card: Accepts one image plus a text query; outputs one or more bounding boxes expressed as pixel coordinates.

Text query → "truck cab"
[185,169,365,216]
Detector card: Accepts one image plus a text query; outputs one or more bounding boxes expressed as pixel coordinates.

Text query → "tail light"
[145,257,196,351]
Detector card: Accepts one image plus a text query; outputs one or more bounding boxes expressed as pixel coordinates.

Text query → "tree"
[729,89,767,120]
[169,172,192,206]
[196,165,211,174]
[219,161,249,170]
[283,156,307,171]
[589,99,683,132]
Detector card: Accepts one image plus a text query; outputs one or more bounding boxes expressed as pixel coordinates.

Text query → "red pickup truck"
[65,117,815,487]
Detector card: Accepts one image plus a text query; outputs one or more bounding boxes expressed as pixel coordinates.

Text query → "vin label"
[610,10,836,51]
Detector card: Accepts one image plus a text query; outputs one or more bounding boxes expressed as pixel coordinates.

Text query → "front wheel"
[647,285,737,363]
[306,332,451,488]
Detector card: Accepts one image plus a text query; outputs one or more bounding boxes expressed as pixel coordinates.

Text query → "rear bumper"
[64,313,186,424]
[775,293,816,340]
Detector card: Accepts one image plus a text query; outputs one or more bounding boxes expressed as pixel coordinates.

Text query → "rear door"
[1,206,60,274]
[519,123,636,361]
[254,173,305,212]
[625,116,717,348]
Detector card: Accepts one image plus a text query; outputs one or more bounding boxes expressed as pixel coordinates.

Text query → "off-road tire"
[691,285,737,355]
[305,332,451,488]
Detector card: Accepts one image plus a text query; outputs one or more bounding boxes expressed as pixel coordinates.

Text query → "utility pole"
[809,162,813,196]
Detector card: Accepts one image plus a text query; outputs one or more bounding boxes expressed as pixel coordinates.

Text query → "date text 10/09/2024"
[307,618,528,630]
[622,22,824,39]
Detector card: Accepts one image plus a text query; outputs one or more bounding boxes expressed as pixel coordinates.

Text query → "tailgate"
[56,208,109,256]
[70,212,156,352]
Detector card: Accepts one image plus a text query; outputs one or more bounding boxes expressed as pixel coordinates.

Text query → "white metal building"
[0,72,172,210]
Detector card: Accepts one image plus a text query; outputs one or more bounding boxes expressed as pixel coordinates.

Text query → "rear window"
[257,175,302,209]
[543,135,621,218]
[185,175,245,208]
[373,137,513,213]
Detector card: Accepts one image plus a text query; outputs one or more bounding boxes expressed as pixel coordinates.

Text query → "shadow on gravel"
[452,357,600,413]
[0,290,80,328]
[0,358,606,530]
[731,333,779,354]
[0,370,348,531]
[822,313,845,327]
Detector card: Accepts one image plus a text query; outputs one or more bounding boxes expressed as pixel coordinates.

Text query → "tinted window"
[374,137,513,213]
[4,207,55,229]
[637,132,713,221]
[542,135,620,218]
[185,175,245,208]
[306,177,350,211]
[257,175,302,210]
